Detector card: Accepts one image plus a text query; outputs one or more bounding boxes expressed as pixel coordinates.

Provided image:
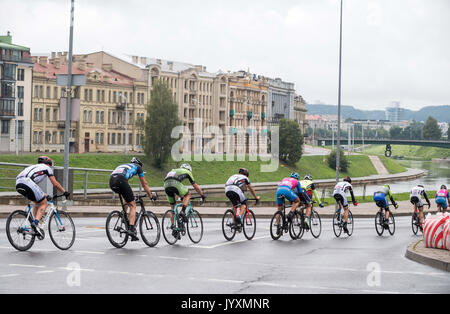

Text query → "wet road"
[0,217,448,294]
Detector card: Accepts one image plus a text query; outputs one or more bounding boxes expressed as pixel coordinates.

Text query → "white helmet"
[180,163,192,172]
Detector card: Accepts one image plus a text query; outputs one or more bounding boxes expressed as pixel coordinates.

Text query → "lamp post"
[336,0,344,183]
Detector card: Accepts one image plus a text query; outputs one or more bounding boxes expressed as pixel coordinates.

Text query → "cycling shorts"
[436,197,448,209]
[16,177,45,203]
[164,179,189,205]
[373,192,388,209]
[410,196,424,208]
[110,174,134,204]
[333,191,348,207]
[276,186,299,206]
[225,185,246,206]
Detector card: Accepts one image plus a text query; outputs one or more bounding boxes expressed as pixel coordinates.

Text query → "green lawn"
[0,153,380,190]
[379,156,408,174]
[363,145,450,161]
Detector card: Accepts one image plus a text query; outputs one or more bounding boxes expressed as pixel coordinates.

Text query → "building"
[266,78,295,125]
[228,71,268,154]
[293,95,307,133]
[0,32,33,153]
[31,52,148,153]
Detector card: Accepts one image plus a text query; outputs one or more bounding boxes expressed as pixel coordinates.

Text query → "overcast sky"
[1,0,449,110]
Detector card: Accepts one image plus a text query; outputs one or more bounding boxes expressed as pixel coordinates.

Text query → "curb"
[405,240,450,272]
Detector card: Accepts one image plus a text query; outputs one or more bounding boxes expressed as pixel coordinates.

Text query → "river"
[352,160,450,196]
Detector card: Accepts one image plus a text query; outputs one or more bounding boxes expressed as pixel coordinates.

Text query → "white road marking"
[73,250,105,255]
[9,264,46,269]
[362,290,401,294]
[159,256,189,261]
[58,267,95,272]
[35,270,55,274]
[0,274,20,278]
[193,236,269,249]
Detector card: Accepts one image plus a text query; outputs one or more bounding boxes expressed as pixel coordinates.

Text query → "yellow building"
[31,52,147,153]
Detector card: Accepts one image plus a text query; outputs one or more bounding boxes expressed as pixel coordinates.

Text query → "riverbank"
[363,145,450,161]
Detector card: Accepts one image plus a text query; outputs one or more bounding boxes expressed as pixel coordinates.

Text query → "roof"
[0,35,30,51]
[33,62,135,87]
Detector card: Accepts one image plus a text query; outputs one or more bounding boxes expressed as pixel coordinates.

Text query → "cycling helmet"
[343,176,352,184]
[38,156,53,167]
[290,173,300,180]
[441,185,447,190]
[131,157,143,167]
[180,163,192,173]
[384,184,391,190]
[239,168,250,177]
[304,174,313,181]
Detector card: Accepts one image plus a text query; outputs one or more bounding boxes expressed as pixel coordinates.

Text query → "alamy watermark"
[170,118,280,172]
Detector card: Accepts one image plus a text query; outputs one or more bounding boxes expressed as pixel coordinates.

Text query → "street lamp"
[336,0,344,183]
[119,94,128,154]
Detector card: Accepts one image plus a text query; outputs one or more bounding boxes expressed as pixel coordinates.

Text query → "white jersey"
[16,164,54,184]
[333,181,353,195]
[225,174,250,190]
[410,186,425,198]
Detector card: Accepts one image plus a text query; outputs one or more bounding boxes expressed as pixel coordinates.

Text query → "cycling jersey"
[436,189,449,209]
[226,174,250,190]
[373,186,395,209]
[299,179,320,204]
[410,186,430,208]
[225,174,251,206]
[276,178,305,206]
[164,168,196,204]
[333,181,356,207]
[16,164,54,183]
[111,163,144,180]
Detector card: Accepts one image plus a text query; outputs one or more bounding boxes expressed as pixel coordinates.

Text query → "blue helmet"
[290,173,300,180]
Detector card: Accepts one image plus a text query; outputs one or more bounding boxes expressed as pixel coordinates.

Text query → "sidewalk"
[406,240,450,272]
[0,199,438,219]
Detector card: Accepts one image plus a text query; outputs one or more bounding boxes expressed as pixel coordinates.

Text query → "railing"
[0,54,33,64]
[0,162,142,200]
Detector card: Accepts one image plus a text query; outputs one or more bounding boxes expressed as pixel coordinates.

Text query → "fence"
[0,162,142,200]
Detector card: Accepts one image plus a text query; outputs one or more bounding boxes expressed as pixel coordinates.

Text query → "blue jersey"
[111,163,144,180]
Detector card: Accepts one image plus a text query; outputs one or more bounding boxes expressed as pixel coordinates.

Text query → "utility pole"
[336,0,343,183]
[63,0,75,190]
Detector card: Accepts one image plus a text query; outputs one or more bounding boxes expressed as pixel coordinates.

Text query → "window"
[89,89,93,101]
[84,89,88,101]
[1,120,10,134]
[46,86,51,99]
[38,108,43,121]
[2,63,16,80]
[39,86,43,98]
[96,111,99,123]
[83,110,87,122]
[53,108,58,121]
[129,133,132,145]
[102,90,105,102]
[46,108,50,122]
[97,90,100,102]
[17,121,23,135]
[1,81,15,98]
[33,131,38,144]
[34,85,38,97]
[113,91,117,103]
[45,131,51,144]
[54,87,58,99]
[111,133,116,145]
[95,133,99,144]
[17,68,25,81]
[100,111,104,124]
[17,86,24,99]
[17,101,23,116]
[118,133,121,145]
[100,133,104,144]
[34,108,39,121]
[60,131,64,144]
[52,131,57,144]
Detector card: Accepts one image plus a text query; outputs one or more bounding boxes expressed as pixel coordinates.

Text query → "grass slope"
[363,145,450,161]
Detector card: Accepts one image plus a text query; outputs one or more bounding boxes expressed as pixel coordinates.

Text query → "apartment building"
[31,52,148,153]
[0,32,33,153]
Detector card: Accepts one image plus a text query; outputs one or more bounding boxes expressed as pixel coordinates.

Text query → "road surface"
[0,217,448,294]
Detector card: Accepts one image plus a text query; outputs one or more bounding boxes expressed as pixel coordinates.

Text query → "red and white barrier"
[423,214,449,250]
[444,219,450,251]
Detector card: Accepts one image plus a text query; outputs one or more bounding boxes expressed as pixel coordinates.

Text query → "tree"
[389,126,402,139]
[328,149,349,172]
[447,125,450,141]
[422,116,441,140]
[143,80,181,168]
[278,119,304,165]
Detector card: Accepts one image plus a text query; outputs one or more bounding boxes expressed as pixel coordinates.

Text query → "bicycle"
[374,203,396,236]
[6,194,76,251]
[333,202,354,238]
[411,204,429,235]
[222,198,258,241]
[270,199,298,241]
[291,201,322,240]
[106,194,160,248]
[162,196,204,245]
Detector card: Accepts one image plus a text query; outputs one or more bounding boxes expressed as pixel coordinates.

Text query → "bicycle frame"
[24,199,65,231]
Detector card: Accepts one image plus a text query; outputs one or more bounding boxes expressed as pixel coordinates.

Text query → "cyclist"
[276,173,311,223]
[109,157,155,241]
[15,156,70,237]
[436,185,449,213]
[164,163,206,227]
[373,185,399,229]
[300,174,324,228]
[225,168,260,230]
[410,185,431,231]
[332,176,358,234]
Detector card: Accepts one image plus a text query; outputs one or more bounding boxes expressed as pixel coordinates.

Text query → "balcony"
[0,99,14,119]
[0,54,33,64]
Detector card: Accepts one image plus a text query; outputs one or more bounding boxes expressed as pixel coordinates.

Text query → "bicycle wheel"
[6,210,36,252]
[411,213,419,235]
[139,211,160,247]
[106,211,129,248]
[375,211,384,236]
[347,210,354,237]
[187,209,203,244]
[162,210,179,245]
[222,209,237,241]
[333,210,343,238]
[289,211,303,240]
[243,209,256,240]
[310,210,322,239]
[388,213,395,236]
[48,211,76,250]
[270,211,284,241]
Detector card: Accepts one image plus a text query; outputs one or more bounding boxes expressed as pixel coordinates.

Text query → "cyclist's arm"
[388,190,396,205]
[247,184,259,200]
[312,187,321,204]
[349,187,357,204]
[139,176,153,198]
[192,182,204,196]
[423,191,430,205]
[49,176,66,194]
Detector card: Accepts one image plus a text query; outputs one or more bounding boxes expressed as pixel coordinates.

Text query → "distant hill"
[306,104,450,122]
